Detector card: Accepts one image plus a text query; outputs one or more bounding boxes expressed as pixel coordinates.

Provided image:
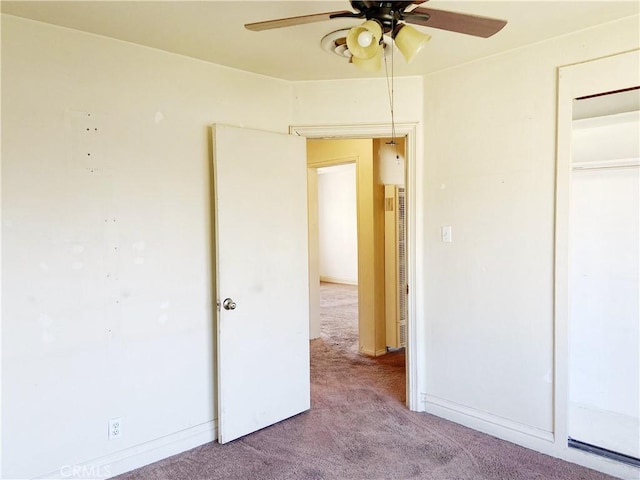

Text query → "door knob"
[222,298,237,310]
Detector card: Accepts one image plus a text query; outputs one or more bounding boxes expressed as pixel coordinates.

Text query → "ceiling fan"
[246,1,507,70]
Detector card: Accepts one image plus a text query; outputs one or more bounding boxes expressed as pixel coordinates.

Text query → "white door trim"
[555,50,640,479]
[290,122,425,412]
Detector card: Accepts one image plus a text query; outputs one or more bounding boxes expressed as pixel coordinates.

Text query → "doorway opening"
[311,138,407,405]
[567,88,639,465]
[293,123,418,409]
[314,161,362,357]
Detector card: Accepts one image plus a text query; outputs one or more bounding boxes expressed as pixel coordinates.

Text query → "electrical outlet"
[109,417,122,440]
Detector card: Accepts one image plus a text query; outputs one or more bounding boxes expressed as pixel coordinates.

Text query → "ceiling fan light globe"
[393,24,431,63]
[352,45,383,72]
[346,20,382,59]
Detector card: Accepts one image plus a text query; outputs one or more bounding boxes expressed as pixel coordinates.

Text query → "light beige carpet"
[114,282,615,480]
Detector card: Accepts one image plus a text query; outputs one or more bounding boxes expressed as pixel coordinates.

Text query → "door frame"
[291,122,423,411]
[554,50,639,478]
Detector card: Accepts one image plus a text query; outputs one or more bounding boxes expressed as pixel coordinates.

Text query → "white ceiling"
[2,1,638,81]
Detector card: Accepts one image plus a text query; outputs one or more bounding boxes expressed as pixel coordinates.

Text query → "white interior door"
[212,124,310,444]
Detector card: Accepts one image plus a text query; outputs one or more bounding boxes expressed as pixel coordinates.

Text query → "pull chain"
[383,15,400,164]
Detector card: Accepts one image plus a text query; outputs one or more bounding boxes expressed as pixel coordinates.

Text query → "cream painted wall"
[1,14,291,479]
[292,76,423,127]
[422,11,639,447]
[317,164,358,285]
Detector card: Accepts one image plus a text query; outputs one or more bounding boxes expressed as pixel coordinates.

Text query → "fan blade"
[406,7,507,38]
[245,11,353,31]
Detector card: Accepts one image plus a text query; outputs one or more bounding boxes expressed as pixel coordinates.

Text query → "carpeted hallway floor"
[114,282,616,480]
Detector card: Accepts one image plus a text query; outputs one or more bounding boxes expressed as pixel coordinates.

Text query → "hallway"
[315,281,406,404]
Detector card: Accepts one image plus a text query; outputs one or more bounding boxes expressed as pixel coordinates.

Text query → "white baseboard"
[319,276,358,286]
[424,395,554,447]
[36,421,217,479]
[423,395,640,480]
